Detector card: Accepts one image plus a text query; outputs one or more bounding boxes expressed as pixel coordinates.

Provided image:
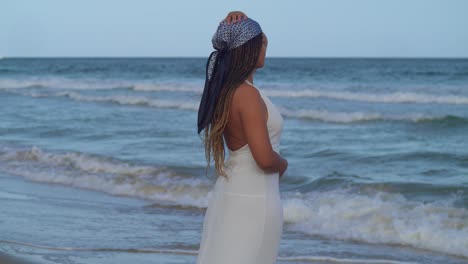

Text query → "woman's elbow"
[255,153,277,171]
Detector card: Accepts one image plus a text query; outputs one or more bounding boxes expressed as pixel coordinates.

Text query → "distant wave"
[131,83,201,93]
[27,91,199,111]
[279,107,468,124]
[0,78,201,92]
[133,85,468,105]
[0,78,132,90]
[2,77,468,105]
[13,90,468,124]
[264,90,468,104]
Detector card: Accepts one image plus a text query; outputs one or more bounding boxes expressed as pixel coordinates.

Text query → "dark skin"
[222,11,248,24]
[221,11,288,179]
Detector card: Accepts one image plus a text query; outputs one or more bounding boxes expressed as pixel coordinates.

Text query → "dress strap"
[244,79,262,95]
[244,79,256,88]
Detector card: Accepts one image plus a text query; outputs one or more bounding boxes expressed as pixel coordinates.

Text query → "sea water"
[1,58,467,264]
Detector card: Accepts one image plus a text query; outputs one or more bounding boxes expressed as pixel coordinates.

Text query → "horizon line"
[2,55,468,59]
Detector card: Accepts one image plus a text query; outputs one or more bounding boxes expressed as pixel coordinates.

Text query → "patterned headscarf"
[197,17,263,134]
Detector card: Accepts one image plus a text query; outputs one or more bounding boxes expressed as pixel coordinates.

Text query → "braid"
[201,33,263,179]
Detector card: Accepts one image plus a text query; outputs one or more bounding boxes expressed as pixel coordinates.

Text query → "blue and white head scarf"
[197,18,263,134]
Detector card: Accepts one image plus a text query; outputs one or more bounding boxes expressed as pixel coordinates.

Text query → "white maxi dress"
[196,80,285,264]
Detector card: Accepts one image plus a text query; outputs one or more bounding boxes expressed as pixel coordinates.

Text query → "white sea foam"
[0,78,201,92]
[0,78,131,90]
[263,89,468,105]
[132,83,201,92]
[2,77,468,105]
[52,91,199,111]
[19,90,457,123]
[282,190,468,258]
[278,107,448,123]
[0,145,212,207]
[1,145,467,257]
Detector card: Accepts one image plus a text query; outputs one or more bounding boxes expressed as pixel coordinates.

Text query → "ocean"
[0,57,467,264]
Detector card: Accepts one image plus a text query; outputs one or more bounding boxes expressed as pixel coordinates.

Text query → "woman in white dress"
[196,11,288,264]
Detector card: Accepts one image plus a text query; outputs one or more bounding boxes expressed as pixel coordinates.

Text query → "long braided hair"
[200,32,263,179]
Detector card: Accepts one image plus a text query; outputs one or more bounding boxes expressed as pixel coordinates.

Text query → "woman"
[196,11,288,264]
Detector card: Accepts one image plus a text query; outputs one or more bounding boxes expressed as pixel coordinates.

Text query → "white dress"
[196,80,285,264]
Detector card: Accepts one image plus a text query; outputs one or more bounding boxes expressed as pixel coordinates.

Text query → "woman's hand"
[279,157,288,180]
[222,11,248,25]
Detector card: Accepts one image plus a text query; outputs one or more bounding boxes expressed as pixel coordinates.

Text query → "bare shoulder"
[232,82,267,123]
[233,82,262,107]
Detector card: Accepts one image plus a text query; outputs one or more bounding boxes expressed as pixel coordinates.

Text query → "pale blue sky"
[1,0,467,58]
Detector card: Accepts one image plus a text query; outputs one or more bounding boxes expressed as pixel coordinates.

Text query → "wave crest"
[283,190,468,258]
[0,145,212,207]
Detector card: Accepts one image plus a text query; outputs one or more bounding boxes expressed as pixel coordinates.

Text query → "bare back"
[223,82,269,152]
